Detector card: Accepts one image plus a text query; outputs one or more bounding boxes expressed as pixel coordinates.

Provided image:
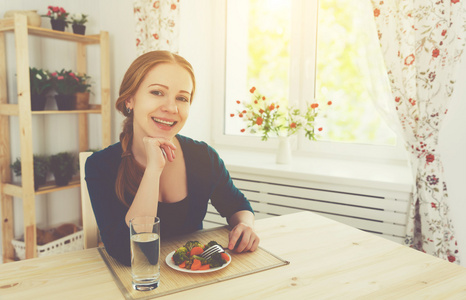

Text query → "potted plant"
[10,155,50,190]
[74,73,91,110]
[50,152,77,186]
[50,69,79,110]
[42,6,69,31]
[70,13,88,35]
[29,67,52,111]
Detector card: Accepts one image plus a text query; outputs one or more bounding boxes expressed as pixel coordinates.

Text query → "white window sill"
[214,146,414,194]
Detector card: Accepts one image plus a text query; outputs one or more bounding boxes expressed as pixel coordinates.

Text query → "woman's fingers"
[160,144,176,162]
[228,227,242,251]
[228,223,259,253]
[143,137,177,165]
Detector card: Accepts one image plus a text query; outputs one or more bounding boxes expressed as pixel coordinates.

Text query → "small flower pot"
[31,94,47,111]
[72,24,86,35]
[34,174,47,190]
[50,19,66,31]
[55,94,75,110]
[74,92,90,110]
[53,174,72,187]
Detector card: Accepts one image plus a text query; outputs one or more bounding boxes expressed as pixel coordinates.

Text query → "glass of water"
[129,216,160,291]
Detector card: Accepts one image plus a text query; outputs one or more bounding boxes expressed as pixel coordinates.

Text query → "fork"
[200,244,225,260]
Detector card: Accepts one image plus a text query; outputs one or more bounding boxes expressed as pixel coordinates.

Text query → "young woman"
[85,51,259,265]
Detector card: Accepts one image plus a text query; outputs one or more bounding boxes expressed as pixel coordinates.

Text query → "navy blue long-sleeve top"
[85,134,253,266]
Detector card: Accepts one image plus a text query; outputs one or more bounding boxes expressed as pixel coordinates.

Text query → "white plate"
[165,250,231,273]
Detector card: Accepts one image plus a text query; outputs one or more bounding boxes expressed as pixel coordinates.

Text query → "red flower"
[269,103,275,111]
[249,87,256,93]
[404,54,415,65]
[51,72,57,77]
[451,0,459,4]
[441,29,447,36]
[236,100,240,104]
[448,255,456,263]
[327,101,332,105]
[242,110,246,114]
[290,122,297,128]
[171,4,177,9]
[153,33,159,40]
[238,113,243,118]
[256,117,263,125]
[310,103,319,109]
[426,154,435,163]
[409,98,416,106]
[57,76,64,80]
[230,113,235,117]
[136,38,141,46]
[259,109,264,114]
[432,48,440,58]
[262,96,266,100]
[240,129,245,133]
[431,202,437,209]
[254,100,258,104]
[318,127,323,131]
[374,8,380,17]
[154,1,160,9]
[395,96,401,102]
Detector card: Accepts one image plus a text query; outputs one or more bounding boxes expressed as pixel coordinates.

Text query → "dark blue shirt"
[85,134,253,265]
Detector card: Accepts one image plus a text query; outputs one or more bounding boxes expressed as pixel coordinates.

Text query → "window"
[212,0,405,161]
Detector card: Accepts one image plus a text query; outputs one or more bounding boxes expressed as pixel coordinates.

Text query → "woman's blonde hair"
[115,50,196,206]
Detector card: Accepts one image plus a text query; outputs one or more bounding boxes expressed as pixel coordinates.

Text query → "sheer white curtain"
[133,0,180,55]
[370,0,466,263]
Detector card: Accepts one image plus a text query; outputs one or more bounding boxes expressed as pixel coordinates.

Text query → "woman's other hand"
[228,221,260,253]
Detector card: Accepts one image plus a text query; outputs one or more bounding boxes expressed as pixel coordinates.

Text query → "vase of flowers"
[233,86,332,164]
[29,67,52,111]
[43,6,69,31]
[70,13,88,35]
[51,69,79,110]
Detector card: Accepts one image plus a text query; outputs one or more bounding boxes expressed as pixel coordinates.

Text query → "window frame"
[211,0,408,163]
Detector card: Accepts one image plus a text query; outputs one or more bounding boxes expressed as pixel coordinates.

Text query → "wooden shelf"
[0,104,103,116]
[32,105,103,115]
[2,177,80,198]
[0,18,100,44]
[35,177,80,195]
[0,14,111,263]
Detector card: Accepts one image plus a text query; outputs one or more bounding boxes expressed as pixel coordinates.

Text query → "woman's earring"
[126,107,132,114]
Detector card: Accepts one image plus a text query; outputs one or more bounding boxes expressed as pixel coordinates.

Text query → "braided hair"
[114,51,196,206]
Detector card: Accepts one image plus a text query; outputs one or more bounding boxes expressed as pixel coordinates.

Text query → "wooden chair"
[79,152,100,249]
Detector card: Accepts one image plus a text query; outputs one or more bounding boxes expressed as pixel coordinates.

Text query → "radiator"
[203,171,411,244]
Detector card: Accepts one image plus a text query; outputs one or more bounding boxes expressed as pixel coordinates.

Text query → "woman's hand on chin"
[143,136,177,169]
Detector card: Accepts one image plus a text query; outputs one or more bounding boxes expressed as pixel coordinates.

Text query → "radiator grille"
[203,173,411,244]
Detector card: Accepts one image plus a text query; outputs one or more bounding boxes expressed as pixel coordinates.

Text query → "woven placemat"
[98,226,289,300]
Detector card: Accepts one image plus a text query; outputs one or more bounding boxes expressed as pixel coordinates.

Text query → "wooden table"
[1,211,466,299]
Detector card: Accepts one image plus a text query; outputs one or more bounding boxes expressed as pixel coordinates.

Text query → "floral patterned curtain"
[133,0,180,55]
[371,0,466,263]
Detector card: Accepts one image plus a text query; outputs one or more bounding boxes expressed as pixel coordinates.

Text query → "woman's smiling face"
[127,63,193,142]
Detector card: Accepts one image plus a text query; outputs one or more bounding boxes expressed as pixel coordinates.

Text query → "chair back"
[79,152,99,249]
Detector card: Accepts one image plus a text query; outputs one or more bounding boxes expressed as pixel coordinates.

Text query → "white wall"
[439,56,466,266]
[0,0,465,267]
